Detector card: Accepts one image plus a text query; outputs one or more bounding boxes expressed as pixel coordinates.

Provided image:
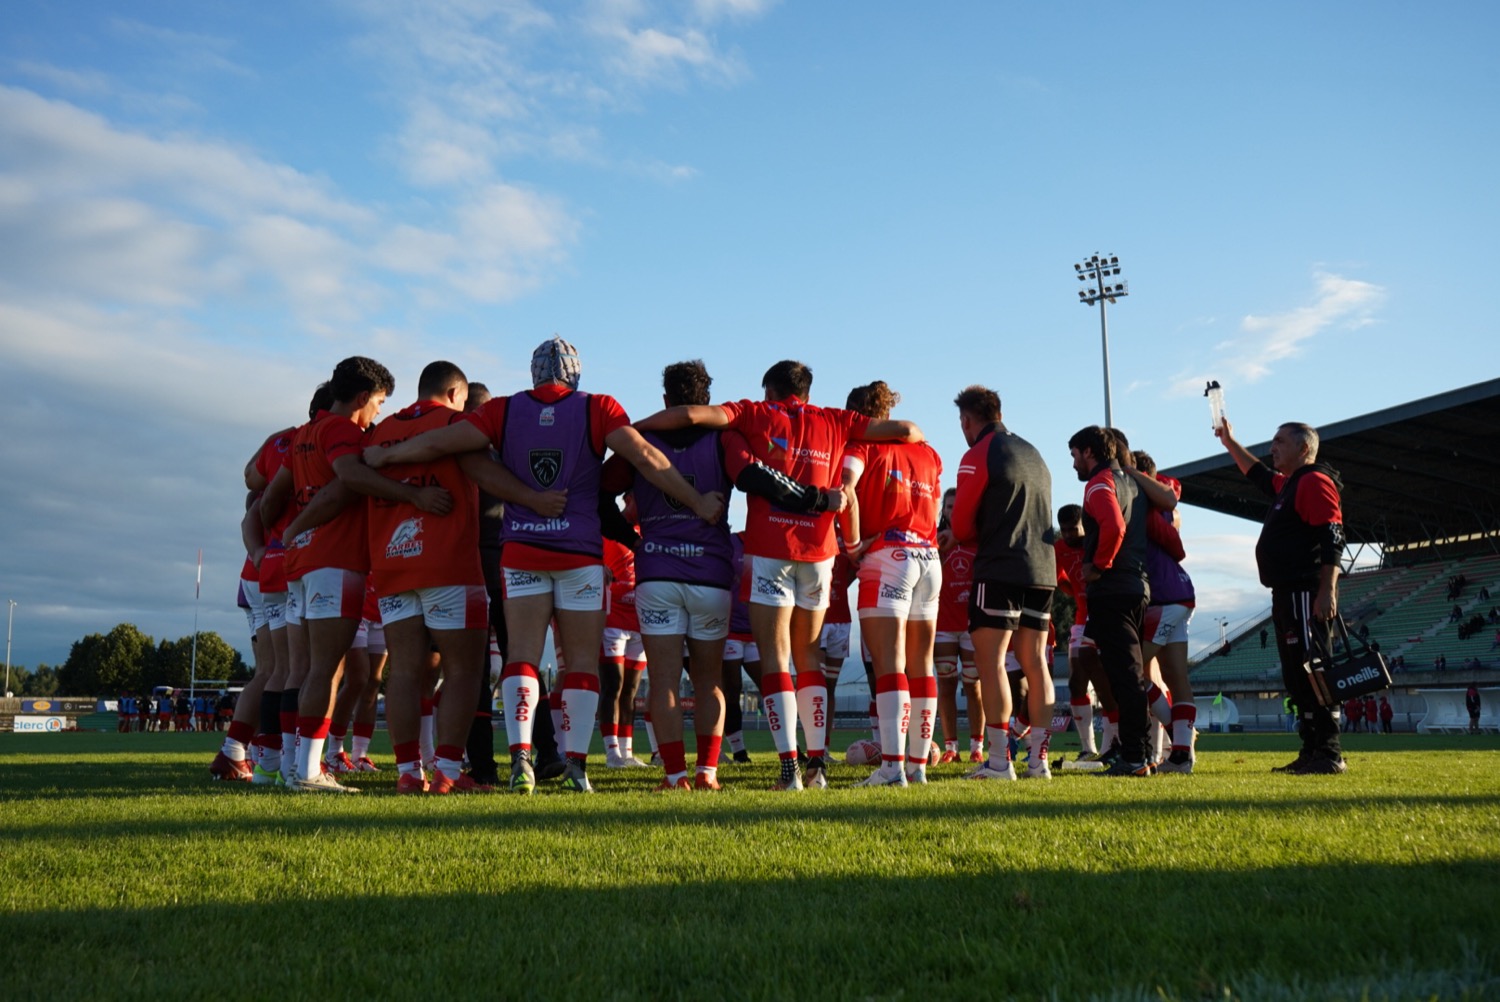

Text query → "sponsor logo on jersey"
[880,583,909,601]
[529,449,563,488]
[643,540,705,558]
[664,474,695,511]
[509,517,571,533]
[754,576,783,597]
[539,406,556,427]
[377,594,406,618]
[386,517,424,559]
[573,583,602,602]
[704,616,727,631]
[766,436,788,459]
[505,569,544,588]
[884,469,906,493]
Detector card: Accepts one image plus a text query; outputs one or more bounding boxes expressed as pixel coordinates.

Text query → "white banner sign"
[13,715,67,733]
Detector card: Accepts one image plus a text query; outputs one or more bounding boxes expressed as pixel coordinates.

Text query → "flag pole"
[190,548,201,701]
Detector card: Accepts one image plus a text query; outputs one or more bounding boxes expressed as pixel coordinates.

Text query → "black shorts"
[969,581,1053,633]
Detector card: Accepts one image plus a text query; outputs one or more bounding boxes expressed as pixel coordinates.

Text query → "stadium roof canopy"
[1160,378,1500,557]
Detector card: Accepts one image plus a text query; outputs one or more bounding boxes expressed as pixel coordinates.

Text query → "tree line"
[5,624,249,697]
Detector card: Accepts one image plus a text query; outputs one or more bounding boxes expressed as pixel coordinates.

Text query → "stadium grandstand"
[1161,377,1500,706]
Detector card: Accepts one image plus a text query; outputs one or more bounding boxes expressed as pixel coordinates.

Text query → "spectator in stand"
[1450,604,1463,623]
[1260,628,1269,649]
[1488,607,1499,625]
[1479,585,1490,601]
[1378,695,1393,733]
[1465,684,1482,734]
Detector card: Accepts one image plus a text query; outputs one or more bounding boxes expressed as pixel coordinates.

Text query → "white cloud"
[350,0,765,184]
[1168,270,1386,397]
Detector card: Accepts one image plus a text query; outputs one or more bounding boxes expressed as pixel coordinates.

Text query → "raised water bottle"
[1205,380,1226,430]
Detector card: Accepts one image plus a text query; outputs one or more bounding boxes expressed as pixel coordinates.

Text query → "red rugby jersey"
[285,411,370,579]
[720,396,871,562]
[844,440,942,553]
[365,400,483,596]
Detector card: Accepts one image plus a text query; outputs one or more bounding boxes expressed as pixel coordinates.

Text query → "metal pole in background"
[5,599,15,697]
[1073,253,1129,428]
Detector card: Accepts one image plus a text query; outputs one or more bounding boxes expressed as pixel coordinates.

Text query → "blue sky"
[2,1,1496,672]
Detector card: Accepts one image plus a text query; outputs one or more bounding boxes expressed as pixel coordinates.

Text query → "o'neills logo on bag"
[1335,665,1383,690]
[529,449,563,488]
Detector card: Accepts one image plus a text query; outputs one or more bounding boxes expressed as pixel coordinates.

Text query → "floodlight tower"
[5,599,15,697]
[1074,253,1129,428]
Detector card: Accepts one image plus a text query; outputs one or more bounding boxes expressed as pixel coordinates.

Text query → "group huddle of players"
[208,337,1198,794]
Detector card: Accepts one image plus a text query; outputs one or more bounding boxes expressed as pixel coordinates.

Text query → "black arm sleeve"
[1244,461,1277,498]
[598,492,641,550]
[734,461,833,514]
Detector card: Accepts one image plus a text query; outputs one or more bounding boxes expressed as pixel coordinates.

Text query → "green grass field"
[3,728,1498,1001]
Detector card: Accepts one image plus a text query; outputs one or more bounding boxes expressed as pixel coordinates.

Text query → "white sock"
[795,678,829,757]
[1072,700,1097,754]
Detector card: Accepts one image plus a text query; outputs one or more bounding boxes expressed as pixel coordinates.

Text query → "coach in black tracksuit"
[1069,426,1153,774]
[1218,418,1346,774]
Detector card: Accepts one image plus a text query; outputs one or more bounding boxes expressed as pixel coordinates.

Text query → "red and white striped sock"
[295,716,331,781]
[1103,711,1119,751]
[875,673,910,770]
[394,740,423,778]
[560,672,600,762]
[325,725,347,765]
[1172,703,1197,754]
[761,671,798,760]
[696,734,722,778]
[434,743,464,782]
[1147,683,1173,727]
[1027,723,1050,764]
[905,675,937,768]
[352,721,375,761]
[221,720,254,762]
[727,730,746,754]
[620,723,636,759]
[795,671,829,759]
[600,722,620,760]
[660,739,688,785]
[501,662,539,753]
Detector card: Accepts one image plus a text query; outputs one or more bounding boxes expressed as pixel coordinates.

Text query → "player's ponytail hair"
[845,380,900,419]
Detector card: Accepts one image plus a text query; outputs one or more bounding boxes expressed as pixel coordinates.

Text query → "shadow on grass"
[6,861,1497,1000]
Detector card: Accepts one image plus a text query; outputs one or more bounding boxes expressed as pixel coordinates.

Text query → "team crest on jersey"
[386,517,424,559]
[665,474,696,511]
[539,406,556,427]
[529,449,563,487]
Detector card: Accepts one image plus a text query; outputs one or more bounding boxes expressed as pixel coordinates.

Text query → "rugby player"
[365,337,724,794]
[935,488,981,763]
[271,356,451,792]
[635,359,922,791]
[840,381,943,787]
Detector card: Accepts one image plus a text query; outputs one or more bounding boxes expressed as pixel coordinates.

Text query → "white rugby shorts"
[634,581,732,641]
[748,555,834,611]
[503,564,606,612]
